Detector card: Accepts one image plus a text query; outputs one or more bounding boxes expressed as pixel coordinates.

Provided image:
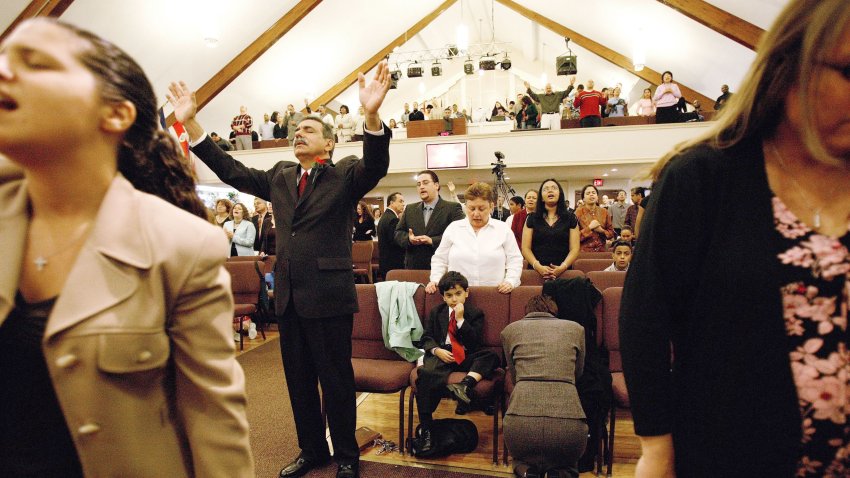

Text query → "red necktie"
[448,309,465,364]
[298,171,309,197]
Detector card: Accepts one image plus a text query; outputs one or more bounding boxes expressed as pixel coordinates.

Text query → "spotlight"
[479,56,496,71]
[390,69,401,89]
[447,45,459,58]
[464,60,474,75]
[431,61,442,77]
[500,56,512,70]
[407,62,423,78]
[556,55,577,75]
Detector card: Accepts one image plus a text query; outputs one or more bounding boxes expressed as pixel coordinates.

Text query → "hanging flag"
[157,106,190,159]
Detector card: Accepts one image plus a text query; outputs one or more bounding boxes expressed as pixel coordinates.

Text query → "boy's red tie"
[448,309,465,364]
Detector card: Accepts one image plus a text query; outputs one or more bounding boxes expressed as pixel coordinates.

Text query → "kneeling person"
[416,271,500,453]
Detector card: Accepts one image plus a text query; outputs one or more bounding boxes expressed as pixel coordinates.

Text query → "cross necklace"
[32,222,93,272]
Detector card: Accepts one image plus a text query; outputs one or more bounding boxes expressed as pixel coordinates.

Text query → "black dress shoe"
[279,453,331,478]
[336,462,359,478]
[415,427,434,456]
[446,382,473,404]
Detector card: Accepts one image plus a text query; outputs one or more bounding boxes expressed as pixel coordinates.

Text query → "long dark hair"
[533,178,569,222]
[46,19,207,219]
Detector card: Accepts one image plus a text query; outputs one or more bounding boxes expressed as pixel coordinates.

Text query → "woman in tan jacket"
[0,19,253,477]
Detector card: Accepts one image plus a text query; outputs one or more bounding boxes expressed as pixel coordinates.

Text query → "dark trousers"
[579,116,602,127]
[278,300,358,464]
[415,347,500,421]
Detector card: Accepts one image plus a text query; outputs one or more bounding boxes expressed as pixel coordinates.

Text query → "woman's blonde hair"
[649,0,850,180]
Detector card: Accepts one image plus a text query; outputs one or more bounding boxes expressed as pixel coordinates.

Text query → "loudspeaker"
[479,58,496,71]
[431,63,442,76]
[556,55,577,75]
[463,61,474,74]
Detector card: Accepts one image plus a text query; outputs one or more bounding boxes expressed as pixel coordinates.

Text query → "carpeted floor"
[238,338,495,478]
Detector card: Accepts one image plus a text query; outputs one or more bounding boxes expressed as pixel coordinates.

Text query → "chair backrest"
[601,287,623,373]
[371,241,380,262]
[520,268,584,286]
[224,261,263,305]
[586,271,626,292]
[352,284,412,361]
[423,287,510,360]
[385,269,430,284]
[227,255,262,262]
[572,258,613,274]
[508,286,543,323]
[352,241,374,267]
[577,251,613,260]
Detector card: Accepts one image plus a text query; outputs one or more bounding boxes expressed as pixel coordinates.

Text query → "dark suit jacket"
[408,109,425,121]
[251,211,275,255]
[376,208,405,274]
[394,197,464,270]
[191,127,391,317]
[420,303,484,356]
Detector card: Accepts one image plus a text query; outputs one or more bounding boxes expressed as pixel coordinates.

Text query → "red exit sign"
[593,178,604,187]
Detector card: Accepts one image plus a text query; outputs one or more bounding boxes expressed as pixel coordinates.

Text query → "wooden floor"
[238,329,641,477]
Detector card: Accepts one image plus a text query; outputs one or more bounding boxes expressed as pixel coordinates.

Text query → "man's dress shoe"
[279,453,331,478]
[336,462,359,478]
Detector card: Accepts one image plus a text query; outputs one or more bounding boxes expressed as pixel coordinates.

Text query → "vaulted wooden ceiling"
[2,0,787,131]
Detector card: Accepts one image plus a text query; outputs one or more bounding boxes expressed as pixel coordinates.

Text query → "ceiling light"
[431,61,442,77]
[464,59,474,75]
[603,173,609,177]
[634,63,645,72]
[611,168,618,172]
[407,62,423,78]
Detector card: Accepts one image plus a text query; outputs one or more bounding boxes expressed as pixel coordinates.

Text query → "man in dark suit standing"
[252,197,275,256]
[394,170,465,270]
[167,62,392,478]
[376,192,406,278]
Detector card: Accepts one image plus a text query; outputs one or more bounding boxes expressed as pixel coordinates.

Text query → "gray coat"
[501,312,586,419]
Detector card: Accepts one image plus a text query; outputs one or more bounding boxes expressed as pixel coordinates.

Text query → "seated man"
[210,132,234,151]
[604,240,633,272]
[415,271,500,454]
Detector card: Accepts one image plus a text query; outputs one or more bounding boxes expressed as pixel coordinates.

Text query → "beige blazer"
[0,163,254,477]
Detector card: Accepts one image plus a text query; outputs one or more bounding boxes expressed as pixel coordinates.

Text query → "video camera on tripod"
[491,152,515,220]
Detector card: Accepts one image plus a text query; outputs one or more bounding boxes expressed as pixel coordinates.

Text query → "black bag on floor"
[410,419,478,458]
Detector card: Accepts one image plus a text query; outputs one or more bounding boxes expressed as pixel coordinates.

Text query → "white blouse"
[429,218,523,287]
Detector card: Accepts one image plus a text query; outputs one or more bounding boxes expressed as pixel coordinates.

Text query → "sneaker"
[248,323,258,340]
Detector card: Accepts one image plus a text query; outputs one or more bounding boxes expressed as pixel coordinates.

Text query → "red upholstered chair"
[385,269,430,284]
[350,284,421,453]
[519,268,584,286]
[226,255,262,262]
[601,287,627,477]
[223,261,266,350]
[572,258,614,274]
[586,271,627,293]
[352,241,374,283]
[577,251,614,260]
[370,241,381,282]
[407,286,509,464]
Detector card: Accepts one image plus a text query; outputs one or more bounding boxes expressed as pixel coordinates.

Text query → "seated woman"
[0,18,253,476]
[575,185,614,252]
[426,182,522,294]
[223,202,257,256]
[522,179,580,280]
[502,295,587,478]
[353,200,376,241]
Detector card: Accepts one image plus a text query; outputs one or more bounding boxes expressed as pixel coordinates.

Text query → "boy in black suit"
[415,271,500,453]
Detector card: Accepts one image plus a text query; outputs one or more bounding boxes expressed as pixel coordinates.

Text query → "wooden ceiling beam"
[657,0,764,51]
[308,0,457,112]
[166,0,322,126]
[496,0,714,109]
[0,0,76,44]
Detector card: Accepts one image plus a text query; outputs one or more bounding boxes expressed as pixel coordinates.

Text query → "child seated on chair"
[415,271,500,455]
[603,240,633,272]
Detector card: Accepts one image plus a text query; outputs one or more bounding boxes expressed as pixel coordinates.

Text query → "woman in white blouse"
[334,105,355,143]
[426,182,523,294]
[223,202,257,256]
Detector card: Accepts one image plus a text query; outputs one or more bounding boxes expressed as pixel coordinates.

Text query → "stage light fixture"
[556,37,578,76]
[463,60,474,75]
[407,62,423,78]
[390,69,401,89]
[431,61,442,77]
[500,56,512,70]
[479,56,496,71]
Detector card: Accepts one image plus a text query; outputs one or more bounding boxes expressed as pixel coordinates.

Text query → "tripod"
[491,154,515,221]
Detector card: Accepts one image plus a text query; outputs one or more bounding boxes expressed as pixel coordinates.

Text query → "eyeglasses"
[818,61,850,80]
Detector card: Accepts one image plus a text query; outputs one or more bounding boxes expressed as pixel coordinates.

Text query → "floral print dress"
[774,196,850,477]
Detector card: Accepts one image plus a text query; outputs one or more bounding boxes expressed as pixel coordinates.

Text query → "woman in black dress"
[352,200,375,241]
[521,179,579,280]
